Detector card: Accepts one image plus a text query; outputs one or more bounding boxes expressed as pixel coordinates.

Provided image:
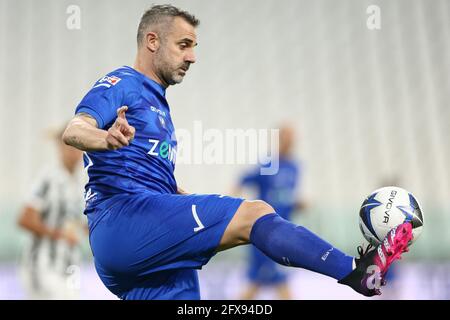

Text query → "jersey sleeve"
[75,73,140,129]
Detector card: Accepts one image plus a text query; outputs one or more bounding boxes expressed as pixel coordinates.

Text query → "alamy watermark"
[66,5,81,30]
[66,264,81,291]
[159,121,280,175]
[366,5,381,30]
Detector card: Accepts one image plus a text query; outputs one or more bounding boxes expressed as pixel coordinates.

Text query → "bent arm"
[62,113,109,152]
[17,206,61,240]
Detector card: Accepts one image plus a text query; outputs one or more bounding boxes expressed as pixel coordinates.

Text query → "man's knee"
[240,200,275,222]
[218,200,275,251]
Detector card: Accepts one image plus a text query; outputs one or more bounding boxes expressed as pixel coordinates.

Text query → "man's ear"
[145,32,159,52]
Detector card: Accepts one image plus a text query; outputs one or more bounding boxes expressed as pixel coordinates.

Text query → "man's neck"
[134,55,168,88]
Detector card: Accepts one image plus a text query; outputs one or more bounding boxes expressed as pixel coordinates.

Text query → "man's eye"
[179,43,187,49]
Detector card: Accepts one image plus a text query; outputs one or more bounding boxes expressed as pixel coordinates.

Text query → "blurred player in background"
[17,128,85,299]
[233,124,308,299]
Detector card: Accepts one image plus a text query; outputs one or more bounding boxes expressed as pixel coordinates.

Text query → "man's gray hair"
[137,4,200,46]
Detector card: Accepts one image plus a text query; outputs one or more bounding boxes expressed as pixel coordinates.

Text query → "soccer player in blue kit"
[235,125,308,299]
[63,4,413,300]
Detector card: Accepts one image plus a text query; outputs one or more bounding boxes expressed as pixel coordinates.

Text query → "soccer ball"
[359,186,424,246]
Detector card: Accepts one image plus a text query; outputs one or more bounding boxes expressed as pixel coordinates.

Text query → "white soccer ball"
[359,186,424,246]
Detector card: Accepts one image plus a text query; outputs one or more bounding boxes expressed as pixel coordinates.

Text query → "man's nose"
[185,52,196,64]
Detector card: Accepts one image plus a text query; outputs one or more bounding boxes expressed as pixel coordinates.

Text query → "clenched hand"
[106,106,136,150]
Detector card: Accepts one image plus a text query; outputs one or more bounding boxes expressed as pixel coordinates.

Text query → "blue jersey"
[240,158,300,219]
[75,66,178,213]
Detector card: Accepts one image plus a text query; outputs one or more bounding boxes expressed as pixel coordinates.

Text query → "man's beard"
[155,52,185,85]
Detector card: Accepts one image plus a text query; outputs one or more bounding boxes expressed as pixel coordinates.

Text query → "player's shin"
[249,213,354,281]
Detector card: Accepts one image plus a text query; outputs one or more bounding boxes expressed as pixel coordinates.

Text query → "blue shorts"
[247,245,288,285]
[87,192,244,300]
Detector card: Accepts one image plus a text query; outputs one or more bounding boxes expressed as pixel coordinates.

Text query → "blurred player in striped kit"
[17,128,86,299]
[234,124,308,299]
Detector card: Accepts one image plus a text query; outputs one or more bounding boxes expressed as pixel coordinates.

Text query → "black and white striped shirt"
[21,163,85,276]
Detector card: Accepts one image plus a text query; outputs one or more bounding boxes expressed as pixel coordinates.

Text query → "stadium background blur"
[1,0,449,299]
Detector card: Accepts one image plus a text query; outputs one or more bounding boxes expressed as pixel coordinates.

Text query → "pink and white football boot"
[338,222,413,296]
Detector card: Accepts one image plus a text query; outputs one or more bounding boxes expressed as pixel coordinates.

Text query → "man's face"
[279,126,295,156]
[154,17,197,86]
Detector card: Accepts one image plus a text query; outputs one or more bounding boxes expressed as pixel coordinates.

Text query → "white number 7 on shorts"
[191,205,205,232]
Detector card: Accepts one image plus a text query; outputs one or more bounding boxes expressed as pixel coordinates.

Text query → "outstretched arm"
[63,106,135,152]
